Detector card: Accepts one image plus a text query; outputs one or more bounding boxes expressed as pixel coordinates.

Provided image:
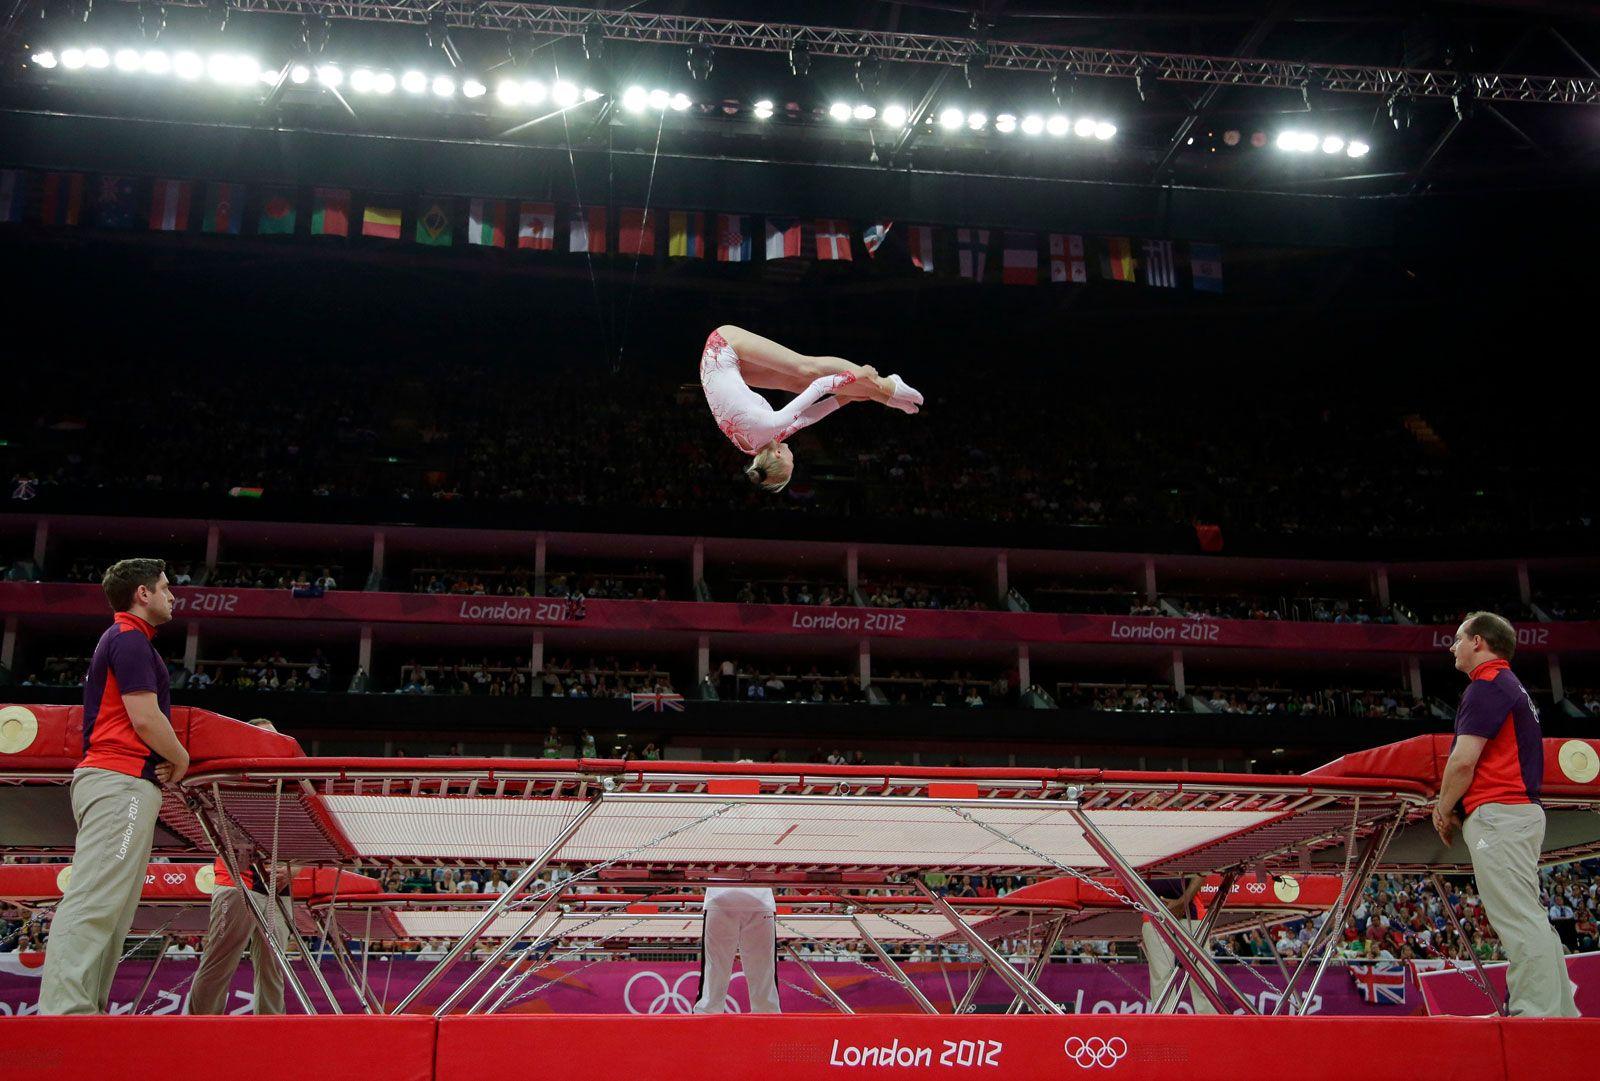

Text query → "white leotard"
[700,331,853,455]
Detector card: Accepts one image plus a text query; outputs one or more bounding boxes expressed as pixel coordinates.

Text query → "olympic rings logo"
[1063,1037,1128,1070]
[622,970,744,1015]
[1245,882,1267,894]
[162,872,189,885]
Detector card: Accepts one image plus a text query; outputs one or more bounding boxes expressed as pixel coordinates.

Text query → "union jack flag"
[630,691,685,713]
[1350,961,1407,1005]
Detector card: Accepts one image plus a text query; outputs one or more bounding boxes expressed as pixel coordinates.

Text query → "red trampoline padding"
[1497,1018,1598,1081]
[0,703,303,770]
[1,1017,434,1081]
[1310,734,1450,788]
[436,1016,1511,1081]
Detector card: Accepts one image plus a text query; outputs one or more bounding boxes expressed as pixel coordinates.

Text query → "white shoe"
[885,374,923,413]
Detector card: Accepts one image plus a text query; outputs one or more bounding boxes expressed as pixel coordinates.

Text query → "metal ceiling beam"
[16,1,1599,105]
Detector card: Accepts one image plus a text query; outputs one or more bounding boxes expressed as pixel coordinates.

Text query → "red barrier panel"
[1498,1019,1600,1081]
[0,1017,435,1081]
[436,1015,1513,1081]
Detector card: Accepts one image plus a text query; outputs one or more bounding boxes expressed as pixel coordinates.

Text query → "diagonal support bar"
[391,796,600,1014]
[1065,804,1257,1014]
[912,879,1062,1014]
[1430,871,1508,1016]
[852,915,939,1014]
[786,944,855,1014]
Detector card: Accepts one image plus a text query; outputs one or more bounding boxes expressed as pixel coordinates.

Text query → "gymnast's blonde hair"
[746,442,794,493]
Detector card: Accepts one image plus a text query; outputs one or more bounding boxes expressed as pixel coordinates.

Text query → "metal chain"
[498,914,651,1008]
[867,910,936,940]
[780,975,840,1008]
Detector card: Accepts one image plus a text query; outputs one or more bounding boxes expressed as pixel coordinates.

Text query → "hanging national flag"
[1002,232,1038,285]
[1049,234,1087,283]
[1350,962,1407,1006]
[147,179,192,232]
[415,198,453,246]
[1191,242,1224,293]
[630,690,685,713]
[862,221,892,257]
[202,182,243,235]
[1142,239,1177,288]
[907,225,935,273]
[467,198,507,248]
[567,205,606,253]
[618,207,654,255]
[957,228,990,281]
[0,169,22,224]
[715,214,753,262]
[764,218,803,260]
[258,190,298,235]
[362,201,402,240]
[667,210,704,258]
[40,173,85,227]
[518,202,555,250]
[1102,236,1135,283]
[815,219,852,261]
[311,187,350,237]
[95,175,140,230]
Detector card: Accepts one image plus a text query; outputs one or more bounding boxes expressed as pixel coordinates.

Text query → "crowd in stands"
[730,579,850,606]
[1165,595,1396,624]
[14,351,1590,544]
[210,565,341,591]
[876,668,1012,706]
[393,657,675,699]
[861,579,990,611]
[1056,683,1184,713]
[714,660,868,704]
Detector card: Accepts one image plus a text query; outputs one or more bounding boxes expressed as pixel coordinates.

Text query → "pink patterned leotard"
[699,330,855,455]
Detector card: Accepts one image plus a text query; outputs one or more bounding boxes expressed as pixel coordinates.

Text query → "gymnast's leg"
[717,325,921,409]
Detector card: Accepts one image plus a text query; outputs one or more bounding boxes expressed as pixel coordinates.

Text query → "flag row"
[0,168,1223,292]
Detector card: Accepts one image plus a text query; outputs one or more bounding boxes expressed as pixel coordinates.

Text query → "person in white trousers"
[693,887,781,1013]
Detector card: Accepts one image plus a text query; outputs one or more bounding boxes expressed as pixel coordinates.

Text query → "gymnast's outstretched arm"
[761,373,857,445]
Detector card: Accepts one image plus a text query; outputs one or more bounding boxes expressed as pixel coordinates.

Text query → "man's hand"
[156,750,190,786]
[1432,804,1461,846]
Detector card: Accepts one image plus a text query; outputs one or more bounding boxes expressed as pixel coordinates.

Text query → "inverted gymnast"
[700,325,924,493]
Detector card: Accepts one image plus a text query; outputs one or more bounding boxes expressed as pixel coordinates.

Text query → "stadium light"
[31,50,58,69]
[349,68,374,93]
[752,99,774,119]
[85,47,110,69]
[144,51,170,75]
[622,85,648,112]
[401,70,428,94]
[1046,114,1068,136]
[551,80,580,107]
[114,48,142,73]
[462,79,486,99]
[289,63,310,84]
[522,80,547,105]
[373,72,396,95]
[1094,121,1116,140]
[670,92,690,111]
[882,103,908,128]
[1073,117,1095,137]
[828,101,852,121]
[938,106,963,130]
[1347,140,1370,158]
[1020,114,1045,135]
[1275,130,1299,150]
[1321,135,1345,154]
[173,52,203,80]
[648,88,671,110]
[994,113,1017,133]
[852,103,875,121]
[967,111,987,130]
[316,64,343,89]
[431,75,455,98]
[60,48,86,70]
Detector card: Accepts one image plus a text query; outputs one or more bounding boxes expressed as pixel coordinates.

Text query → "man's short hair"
[102,558,167,613]
[1462,610,1517,660]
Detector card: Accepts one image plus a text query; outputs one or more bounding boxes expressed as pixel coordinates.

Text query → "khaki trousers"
[38,768,161,1015]
[186,885,289,1014]
[1464,802,1578,1018]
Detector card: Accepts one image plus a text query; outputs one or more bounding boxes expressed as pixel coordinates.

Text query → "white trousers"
[694,887,781,1014]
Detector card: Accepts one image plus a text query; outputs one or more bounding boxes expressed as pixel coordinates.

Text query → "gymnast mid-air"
[699,325,924,492]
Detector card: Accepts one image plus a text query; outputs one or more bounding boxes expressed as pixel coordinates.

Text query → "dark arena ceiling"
[3,0,1598,197]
